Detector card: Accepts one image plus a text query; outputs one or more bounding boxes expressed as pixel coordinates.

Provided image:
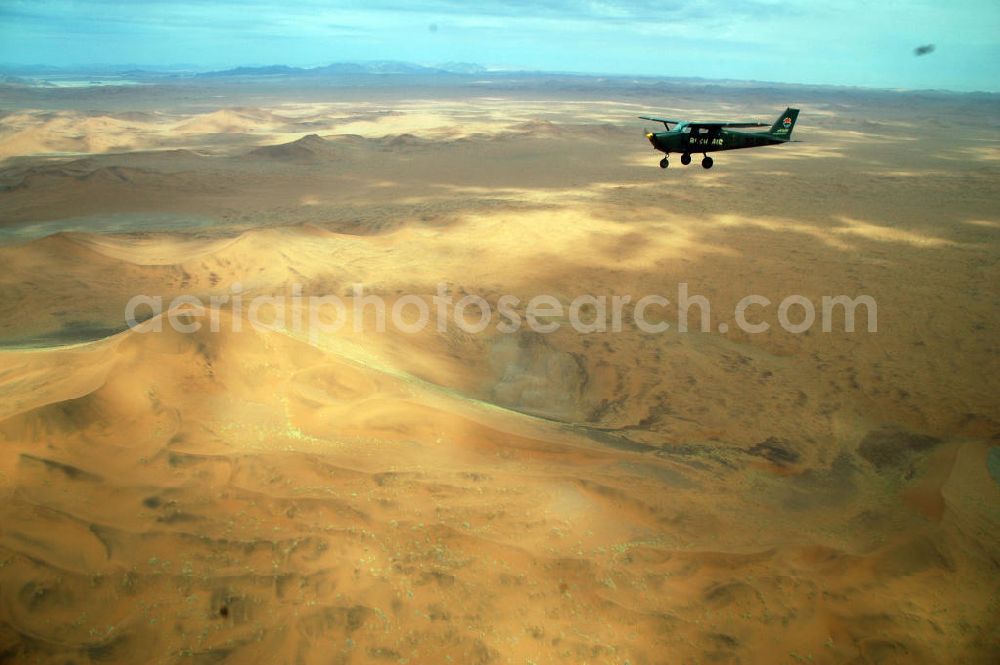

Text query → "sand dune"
[0,102,648,163]
[173,108,293,135]
[0,112,160,158]
[0,81,997,663]
[0,312,996,663]
[247,134,339,161]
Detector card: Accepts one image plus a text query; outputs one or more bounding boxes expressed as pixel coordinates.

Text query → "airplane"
[639,107,799,169]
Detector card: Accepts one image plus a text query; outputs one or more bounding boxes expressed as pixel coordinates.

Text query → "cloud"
[0,0,795,35]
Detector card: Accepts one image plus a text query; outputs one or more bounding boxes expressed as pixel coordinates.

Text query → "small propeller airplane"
[640,107,799,169]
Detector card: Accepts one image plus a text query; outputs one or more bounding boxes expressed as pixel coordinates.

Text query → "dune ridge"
[1,310,997,663]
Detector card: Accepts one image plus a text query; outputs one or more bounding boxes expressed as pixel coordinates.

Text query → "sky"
[1,0,998,91]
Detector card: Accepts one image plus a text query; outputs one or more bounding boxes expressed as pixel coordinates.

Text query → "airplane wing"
[638,116,682,125]
[640,116,769,129]
[688,121,769,129]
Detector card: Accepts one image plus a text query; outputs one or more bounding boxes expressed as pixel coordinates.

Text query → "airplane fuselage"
[646,128,787,155]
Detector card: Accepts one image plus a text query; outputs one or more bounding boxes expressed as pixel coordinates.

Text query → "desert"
[0,69,998,664]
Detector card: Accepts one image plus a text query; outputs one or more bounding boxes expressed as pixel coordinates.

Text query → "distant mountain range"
[195,61,488,77]
[1,62,992,97]
[0,61,493,83]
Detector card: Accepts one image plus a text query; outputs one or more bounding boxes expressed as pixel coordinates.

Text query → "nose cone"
[646,132,658,148]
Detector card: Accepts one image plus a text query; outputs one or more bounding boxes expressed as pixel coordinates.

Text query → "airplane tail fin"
[768,108,799,139]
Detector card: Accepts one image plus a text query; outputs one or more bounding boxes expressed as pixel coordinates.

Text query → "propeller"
[643,127,657,148]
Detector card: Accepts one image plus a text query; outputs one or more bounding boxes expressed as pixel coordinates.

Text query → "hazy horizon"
[1,0,998,93]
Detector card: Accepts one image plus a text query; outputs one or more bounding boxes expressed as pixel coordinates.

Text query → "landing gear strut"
[701,155,714,169]
[659,156,669,169]
[680,153,692,166]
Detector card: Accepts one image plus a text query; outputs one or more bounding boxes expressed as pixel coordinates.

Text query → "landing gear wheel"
[701,156,714,169]
[680,153,692,166]
[659,157,669,169]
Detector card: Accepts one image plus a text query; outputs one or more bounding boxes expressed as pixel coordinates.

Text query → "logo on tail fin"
[769,108,799,138]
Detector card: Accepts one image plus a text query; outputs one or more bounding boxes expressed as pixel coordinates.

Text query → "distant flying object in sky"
[640,108,800,170]
[914,44,936,56]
